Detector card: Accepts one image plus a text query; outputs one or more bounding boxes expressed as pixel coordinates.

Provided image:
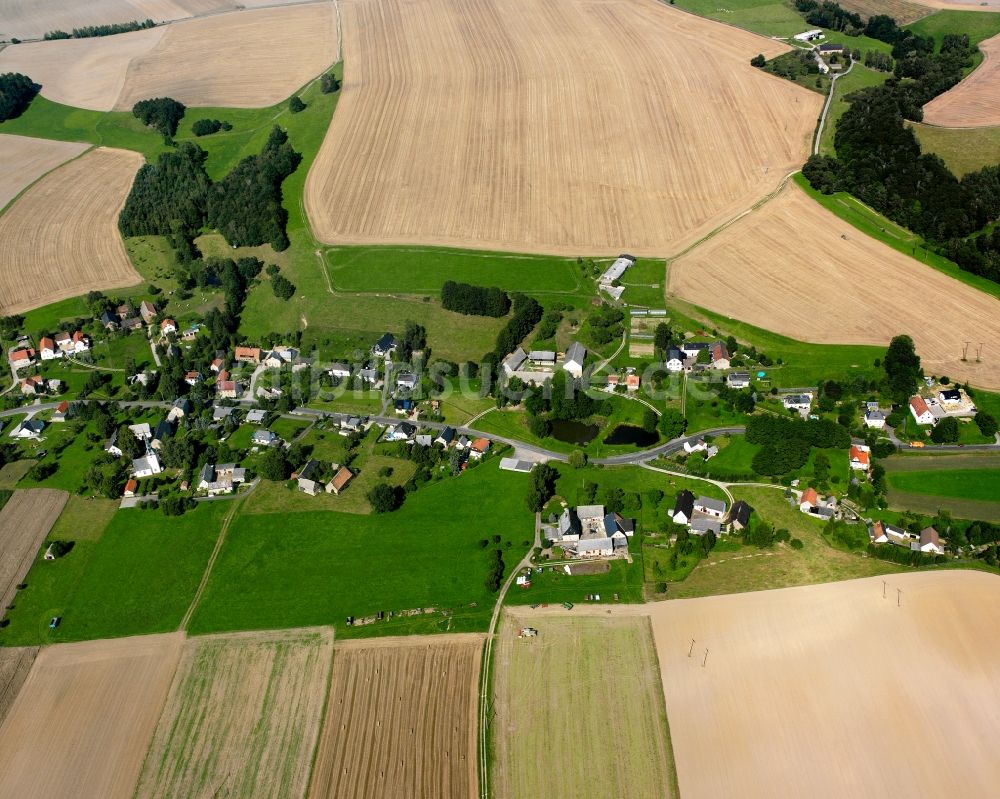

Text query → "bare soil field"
[0,4,338,112]
[0,647,36,725]
[0,0,317,41]
[669,181,1000,389]
[0,147,142,315]
[0,134,88,212]
[305,0,820,257]
[913,0,1000,9]
[491,613,676,799]
[0,633,184,799]
[924,33,1000,127]
[647,571,1000,798]
[837,0,933,24]
[310,634,482,799]
[0,489,68,622]
[135,627,335,799]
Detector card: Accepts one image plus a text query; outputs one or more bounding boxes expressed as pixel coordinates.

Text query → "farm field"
[0,4,339,112]
[923,33,1000,126]
[309,634,481,799]
[886,469,1000,501]
[0,0,317,40]
[669,181,1000,389]
[491,613,676,799]
[135,627,334,799]
[0,134,88,211]
[0,633,184,799]
[0,489,68,622]
[648,571,1000,798]
[305,0,820,257]
[0,146,141,315]
[0,647,36,725]
[837,0,933,24]
[912,121,1000,175]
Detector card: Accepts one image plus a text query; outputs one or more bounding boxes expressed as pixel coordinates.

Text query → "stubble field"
[923,33,1000,127]
[309,635,482,799]
[669,182,1000,388]
[648,571,1000,798]
[0,489,68,621]
[0,3,339,112]
[305,0,820,256]
[0,147,142,314]
[0,647,36,724]
[0,633,184,799]
[135,627,334,799]
[836,0,932,24]
[491,613,676,799]
[0,134,88,211]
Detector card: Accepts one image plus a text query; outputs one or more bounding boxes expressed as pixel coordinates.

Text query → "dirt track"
[0,489,68,622]
[305,0,819,257]
[309,634,482,799]
[924,34,1000,128]
[0,147,142,315]
[0,135,89,212]
[647,571,1000,798]
[669,181,1000,389]
[0,633,184,799]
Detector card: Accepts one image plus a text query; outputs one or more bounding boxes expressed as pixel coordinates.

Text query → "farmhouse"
[671,489,696,525]
[9,418,44,438]
[553,503,632,557]
[726,500,753,532]
[372,332,397,358]
[794,29,824,42]
[528,350,556,367]
[680,342,709,359]
[132,451,162,478]
[849,444,871,471]
[690,518,722,536]
[869,521,916,548]
[235,346,263,364]
[502,347,528,375]
[665,347,685,372]
[563,342,587,379]
[556,508,582,541]
[694,496,726,519]
[197,462,245,495]
[605,374,620,391]
[20,375,45,395]
[909,395,935,426]
[727,371,750,389]
[626,374,640,391]
[8,348,34,370]
[327,466,354,494]
[710,342,730,369]
[139,300,157,323]
[799,487,819,513]
[296,460,324,495]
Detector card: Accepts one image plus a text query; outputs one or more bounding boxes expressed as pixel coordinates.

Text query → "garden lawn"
[187,460,536,637]
[505,556,644,606]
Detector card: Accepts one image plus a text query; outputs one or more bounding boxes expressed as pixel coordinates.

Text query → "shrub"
[192,118,231,137]
[368,482,404,513]
[790,538,804,550]
[750,54,766,68]
[320,72,341,93]
[655,581,668,594]
[289,95,306,113]
[271,273,296,300]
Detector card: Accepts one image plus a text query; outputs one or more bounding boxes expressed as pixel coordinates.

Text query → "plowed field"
[309,634,482,799]
[0,647,36,725]
[305,0,819,256]
[924,33,1000,127]
[0,489,68,622]
[0,147,142,315]
[0,135,88,212]
[0,633,184,799]
[669,182,1000,389]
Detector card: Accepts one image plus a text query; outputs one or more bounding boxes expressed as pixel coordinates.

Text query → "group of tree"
[745,414,851,475]
[533,309,563,342]
[883,335,923,402]
[368,482,405,513]
[320,72,341,94]
[494,293,542,357]
[192,118,232,137]
[44,19,156,39]
[864,50,893,72]
[0,72,39,122]
[132,97,186,138]
[795,0,863,34]
[585,304,624,346]
[525,463,558,512]
[484,547,506,592]
[270,270,296,300]
[119,125,301,257]
[441,281,511,317]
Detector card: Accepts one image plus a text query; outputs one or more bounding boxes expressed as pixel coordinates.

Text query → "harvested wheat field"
[0,633,183,799]
[491,613,675,799]
[0,4,338,112]
[310,634,482,799]
[0,135,88,212]
[0,647,36,725]
[837,0,932,24]
[0,147,142,315]
[135,627,335,799]
[924,34,1000,127]
[305,0,820,257]
[0,489,68,620]
[0,0,315,41]
[648,571,1000,798]
[670,181,1000,388]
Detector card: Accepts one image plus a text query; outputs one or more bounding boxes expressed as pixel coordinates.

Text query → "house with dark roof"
[435,426,456,448]
[557,508,581,541]
[563,342,587,378]
[726,500,753,532]
[151,419,174,450]
[665,347,685,372]
[296,459,323,495]
[502,347,527,375]
[372,332,397,358]
[671,490,696,525]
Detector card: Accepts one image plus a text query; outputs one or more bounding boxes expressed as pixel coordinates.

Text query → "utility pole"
[688,638,695,657]
[962,341,970,361]
[897,588,902,607]
[882,580,886,599]
[977,343,984,363]
[702,648,709,668]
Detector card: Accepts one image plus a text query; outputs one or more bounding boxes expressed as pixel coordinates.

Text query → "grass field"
[0,502,227,645]
[491,613,677,799]
[188,461,535,637]
[670,0,823,36]
[911,122,1000,175]
[135,627,335,799]
[887,468,1000,500]
[907,9,1000,48]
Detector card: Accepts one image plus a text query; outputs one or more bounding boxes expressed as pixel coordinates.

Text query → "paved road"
[884,424,1000,453]
[814,57,854,154]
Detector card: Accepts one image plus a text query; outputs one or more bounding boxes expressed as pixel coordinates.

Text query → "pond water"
[549,419,600,445]
[602,424,659,447]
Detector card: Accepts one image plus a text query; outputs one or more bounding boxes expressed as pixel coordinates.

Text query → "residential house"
[139,300,157,323]
[909,395,935,426]
[372,332,397,358]
[710,342,730,370]
[864,409,886,429]
[296,460,324,495]
[680,342,709,359]
[53,331,72,352]
[8,348,34,370]
[469,438,491,459]
[132,451,162,478]
[329,363,351,379]
[160,318,177,336]
[605,375,620,391]
[168,397,191,422]
[394,398,414,414]
[20,375,45,396]
[563,342,587,378]
[727,372,750,389]
[210,357,225,373]
[122,317,143,332]
[251,429,279,447]
[625,374,640,391]
[694,496,726,519]
[416,434,434,447]
[689,518,722,536]
[938,388,963,405]
[340,416,363,433]
[436,426,456,448]
[181,324,200,341]
[387,422,416,442]
[116,304,132,320]
[217,369,230,382]
[456,435,470,451]
[105,428,123,458]
[235,346,263,364]
[849,444,870,471]
[212,405,236,422]
[246,409,267,424]
[184,371,202,386]
[726,500,753,532]
[70,331,89,353]
[528,350,556,366]
[123,478,138,498]
[217,380,240,399]
[671,490,696,525]
[128,423,151,441]
[917,526,945,555]
[799,487,819,513]
[665,347,685,372]
[327,466,354,495]
[51,400,70,422]
[396,372,418,391]
[100,311,118,330]
[604,511,635,539]
[502,347,527,375]
[783,394,813,413]
[684,439,708,454]
[197,462,245,495]
[358,367,381,386]
[151,419,174,450]
[39,337,60,361]
[9,419,44,439]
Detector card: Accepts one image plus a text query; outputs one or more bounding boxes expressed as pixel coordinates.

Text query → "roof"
[910,395,930,416]
[161,318,176,328]
[298,459,319,480]
[330,466,354,491]
[252,429,277,442]
[711,342,729,361]
[818,42,843,51]
[217,380,237,392]
[502,347,528,372]
[695,496,726,514]
[528,350,556,361]
[199,463,214,483]
[565,341,586,366]
[666,347,684,361]
[800,487,818,506]
[728,500,753,527]
[920,527,941,548]
[849,445,870,465]
[246,409,266,423]
[940,388,961,401]
[673,489,695,517]
[124,478,137,494]
[438,426,456,442]
[576,537,614,553]
[560,508,582,536]
[499,458,534,472]
[577,504,605,520]
[55,400,69,413]
[471,437,490,453]
[865,409,885,420]
[398,422,416,435]
[690,518,722,534]
[728,371,750,380]
[40,336,54,350]
[154,419,173,440]
[9,348,32,361]
[235,346,261,359]
[375,332,396,350]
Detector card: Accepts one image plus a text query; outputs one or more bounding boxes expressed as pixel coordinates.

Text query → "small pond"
[602,424,659,447]
[549,419,600,445]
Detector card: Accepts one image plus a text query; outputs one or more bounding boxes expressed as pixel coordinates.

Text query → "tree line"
[440,280,511,317]
[494,293,542,357]
[44,19,156,39]
[745,414,851,476]
[0,72,38,122]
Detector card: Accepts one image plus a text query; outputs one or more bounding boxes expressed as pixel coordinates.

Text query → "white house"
[849,444,870,472]
[680,342,709,359]
[502,347,528,375]
[864,409,886,429]
[71,331,90,353]
[128,423,152,441]
[8,348,34,370]
[246,409,267,424]
[563,342,587,379]
[727,372,750,389]
[396,372,418,391]
[917,526,945,555]
[665,347,685,372]
[39,337,60,361]
[710,342,730,370]
[783,394,813,413]
[694,496,726,519]
[132,452,162,478]
[251,429,279,447]
[387,422,415,442]
[160,318,177,336]
[909,395,935,426]
[9,419,44,439]
[671,490,695,525]
[329,363,351,379]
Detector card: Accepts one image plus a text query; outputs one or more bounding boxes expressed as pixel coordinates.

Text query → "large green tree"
[883,335,922,402]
